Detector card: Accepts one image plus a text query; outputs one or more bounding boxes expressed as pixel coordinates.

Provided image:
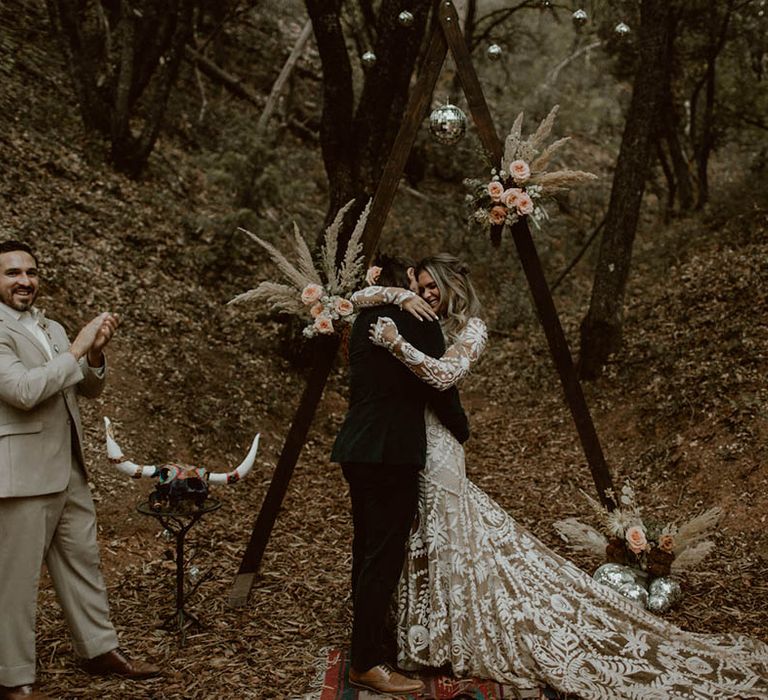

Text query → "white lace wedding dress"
[354,287,768,700]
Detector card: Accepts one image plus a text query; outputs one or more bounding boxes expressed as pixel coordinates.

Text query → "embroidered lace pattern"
[381,316,487,390]
[350,285,415,310]
[393,326,768,699]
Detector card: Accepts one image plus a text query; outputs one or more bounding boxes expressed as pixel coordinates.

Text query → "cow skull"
[104,417,260,485]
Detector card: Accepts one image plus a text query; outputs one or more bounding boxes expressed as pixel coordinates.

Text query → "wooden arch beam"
[229,0,614,608]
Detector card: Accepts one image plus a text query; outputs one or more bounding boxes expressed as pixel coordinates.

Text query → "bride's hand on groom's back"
[402,295,438,321]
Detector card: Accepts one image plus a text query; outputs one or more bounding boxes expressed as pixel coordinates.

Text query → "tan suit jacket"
[0,306,105,497]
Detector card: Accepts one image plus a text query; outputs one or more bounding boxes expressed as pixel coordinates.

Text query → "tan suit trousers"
[0,459,118,686]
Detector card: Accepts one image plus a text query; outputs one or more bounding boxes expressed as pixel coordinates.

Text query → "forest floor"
[1,4,767,699]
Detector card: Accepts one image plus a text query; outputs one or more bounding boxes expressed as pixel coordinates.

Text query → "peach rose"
[489,205,508,225]
[510,159,531,183]
[487,181,504,202]
[365,266,382,286]
[516,192,535,216]
[625,526,648,554]
[310,302,324,318]
[313,315,334,334]
[335,297,354,316]
[658,534,675,553]
[301,283,324,305]
[501,187,522,208]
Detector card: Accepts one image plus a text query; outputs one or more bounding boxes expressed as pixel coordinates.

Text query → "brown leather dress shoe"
[348,664,425,695]
[0,685,51,700]
[82,648,160,680]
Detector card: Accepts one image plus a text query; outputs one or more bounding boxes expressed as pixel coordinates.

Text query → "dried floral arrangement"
[229,201,369,337]
[465,105,597,234]
[553,483,722,578]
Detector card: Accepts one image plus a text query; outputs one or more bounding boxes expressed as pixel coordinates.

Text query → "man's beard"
[4,288,37,311]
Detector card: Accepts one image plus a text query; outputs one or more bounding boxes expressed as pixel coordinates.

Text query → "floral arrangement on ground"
[465,105,597,235]
[229,201,369,337]
[553,483,722,612]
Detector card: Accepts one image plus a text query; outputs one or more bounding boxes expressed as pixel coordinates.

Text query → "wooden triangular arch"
[228,0,615,607]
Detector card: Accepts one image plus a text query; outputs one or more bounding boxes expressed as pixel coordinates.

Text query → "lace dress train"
[395,410,768,699]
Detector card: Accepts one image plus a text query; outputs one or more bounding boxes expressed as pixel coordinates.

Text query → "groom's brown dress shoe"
[0,685,51,700]
[82,648,160,679]
[349,664,425,695]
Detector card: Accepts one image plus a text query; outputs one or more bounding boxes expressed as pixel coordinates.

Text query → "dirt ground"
[1,4,767,699]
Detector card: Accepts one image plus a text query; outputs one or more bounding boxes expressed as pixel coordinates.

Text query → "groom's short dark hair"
[375,253,412,289]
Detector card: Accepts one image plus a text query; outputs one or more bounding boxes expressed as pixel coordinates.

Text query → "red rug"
[309,648,561,700]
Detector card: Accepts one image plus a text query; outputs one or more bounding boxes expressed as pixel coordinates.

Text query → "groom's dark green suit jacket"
[331,304,469,467]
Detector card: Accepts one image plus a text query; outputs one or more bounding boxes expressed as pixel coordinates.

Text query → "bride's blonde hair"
[416,253,481,340]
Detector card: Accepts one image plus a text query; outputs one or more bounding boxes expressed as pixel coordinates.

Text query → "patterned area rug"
[303,648,575,700]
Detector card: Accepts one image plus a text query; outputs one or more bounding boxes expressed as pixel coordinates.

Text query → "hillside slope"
[1,3,767,699]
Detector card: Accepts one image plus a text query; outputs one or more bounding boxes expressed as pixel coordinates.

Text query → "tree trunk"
[578,0,673,380]
[46,0,194,178]
[691,0,734,209]
[305,0,432,243]
[659,9,695,212]
[111,0,194,176]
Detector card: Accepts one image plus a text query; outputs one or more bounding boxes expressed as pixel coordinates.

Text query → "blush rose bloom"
[489,205,508,225]
[510,159,531,183]
[516,192,535,216]
[501,187,522,208]
[310,302,324,318]
[487,181,504,202]
[335,297,354,316]
[301,283,324,305]
[313,315,334,334]
[625,526,648,554]
[658,534,675,553]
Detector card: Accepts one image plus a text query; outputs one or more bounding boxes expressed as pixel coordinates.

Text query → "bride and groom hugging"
[331,252,474,695]
[330,253,768,699]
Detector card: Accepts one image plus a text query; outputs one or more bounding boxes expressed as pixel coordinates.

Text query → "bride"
[353,252,767,699]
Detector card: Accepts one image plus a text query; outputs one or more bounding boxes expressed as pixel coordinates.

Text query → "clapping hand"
[70,312,120,364]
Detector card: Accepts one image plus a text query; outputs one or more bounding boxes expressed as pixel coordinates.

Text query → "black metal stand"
[137,499,221,646]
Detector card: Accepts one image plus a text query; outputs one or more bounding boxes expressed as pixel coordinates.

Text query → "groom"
[332,255,469,695]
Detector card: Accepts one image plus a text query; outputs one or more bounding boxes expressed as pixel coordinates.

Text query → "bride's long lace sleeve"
[371,316,488,391]
[350,285,416,309]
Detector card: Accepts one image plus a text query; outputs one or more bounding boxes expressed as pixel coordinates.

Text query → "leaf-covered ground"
[1,4,766,699]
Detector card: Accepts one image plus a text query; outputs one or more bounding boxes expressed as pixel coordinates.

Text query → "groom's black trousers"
[342,462,420,672]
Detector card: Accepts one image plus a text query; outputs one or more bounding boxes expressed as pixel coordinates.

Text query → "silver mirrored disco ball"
[429,104,467,145]
[648,577,682,613]
[398,10,414,27]
[615,22,631,36]
[572,9,588,27]
[618,581,649,608]
[593,563,637,590]
[361,50,377,68]
[487,44,503,61]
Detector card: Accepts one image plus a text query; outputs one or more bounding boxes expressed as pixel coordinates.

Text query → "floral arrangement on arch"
[553,483,722,579]
[229,200,369,338]
[465,105,597,234]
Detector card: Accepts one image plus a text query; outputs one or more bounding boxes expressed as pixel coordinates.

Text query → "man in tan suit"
[0,241,159,700]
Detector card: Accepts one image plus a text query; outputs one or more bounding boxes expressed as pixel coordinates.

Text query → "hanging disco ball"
[486,43,503,61]
[539,0,552,7]
[361,50,377,68]
[398,10,414,27]
[614,22,631,36]
[572,9,588,27]
[429,104,467,145]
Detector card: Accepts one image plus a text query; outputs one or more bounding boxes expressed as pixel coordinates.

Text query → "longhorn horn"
[104,417,159,479]
[207,433,260,485]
